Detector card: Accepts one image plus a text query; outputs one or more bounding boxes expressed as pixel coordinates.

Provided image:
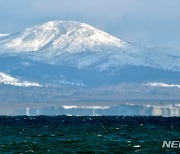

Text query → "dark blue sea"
[0,116,180,153]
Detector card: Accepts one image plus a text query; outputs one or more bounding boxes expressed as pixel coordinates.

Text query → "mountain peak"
[38,20,83,31]
[0,20,131,54]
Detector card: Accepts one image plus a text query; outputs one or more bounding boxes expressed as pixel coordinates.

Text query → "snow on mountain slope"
[0,20,179,72]
[146,82,180,88]
[0,34,9,38]
[48,46,180,71]
[0,21,131,54]
[0,72,42,87]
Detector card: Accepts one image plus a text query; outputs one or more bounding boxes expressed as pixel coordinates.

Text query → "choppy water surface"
[0,116,180,153]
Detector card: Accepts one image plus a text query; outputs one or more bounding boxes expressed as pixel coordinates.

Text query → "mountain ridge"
[0,20,179,72]
[0,20,179,88]
[0,21,132,54]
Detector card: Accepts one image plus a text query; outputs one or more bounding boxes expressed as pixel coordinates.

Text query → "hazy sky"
[0,0,180,47]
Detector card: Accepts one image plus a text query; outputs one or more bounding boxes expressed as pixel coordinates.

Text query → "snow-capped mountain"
[0,21,131,54]
[0,20,179,72]
[0,72,41,87]
[0,20,179,87]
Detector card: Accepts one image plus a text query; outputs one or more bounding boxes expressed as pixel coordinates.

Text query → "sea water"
[0,116,179,153]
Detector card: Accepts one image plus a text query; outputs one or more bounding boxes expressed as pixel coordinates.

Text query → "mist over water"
[20,104,180,117]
